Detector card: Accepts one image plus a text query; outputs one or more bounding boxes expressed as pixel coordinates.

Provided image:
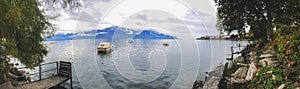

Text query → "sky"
[44,0,219,38]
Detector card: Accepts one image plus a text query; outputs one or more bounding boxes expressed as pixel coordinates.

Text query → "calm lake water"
[34,39,247,89]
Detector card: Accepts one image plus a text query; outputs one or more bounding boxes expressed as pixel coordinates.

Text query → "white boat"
[97,42,112,53]
[128,39,134,43]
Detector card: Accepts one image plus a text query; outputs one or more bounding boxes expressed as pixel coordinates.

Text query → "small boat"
[128,39,134,43]
[163,41,169,46]
[49,41,56,44]
[97,42,112,53]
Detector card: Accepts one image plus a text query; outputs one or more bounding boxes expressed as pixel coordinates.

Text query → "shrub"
[249,66,295,88]
[273,25,300,66]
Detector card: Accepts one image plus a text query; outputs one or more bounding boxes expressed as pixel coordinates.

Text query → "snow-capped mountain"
[45,26,176,41]
[44,33,77,41]
[133,30,175,39]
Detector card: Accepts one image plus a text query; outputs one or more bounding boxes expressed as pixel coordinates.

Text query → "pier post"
[238,43,241,50]
[231,46,234,60]
[70,64,73,89]
[56,62,59,74]
[39,65,41,80]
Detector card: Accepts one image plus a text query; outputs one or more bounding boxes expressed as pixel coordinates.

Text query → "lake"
[36,39,247,89]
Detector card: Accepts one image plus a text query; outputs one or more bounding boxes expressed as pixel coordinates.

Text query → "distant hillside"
[44,33,76,41]
[133,30,175,39]
[45,26,176,41]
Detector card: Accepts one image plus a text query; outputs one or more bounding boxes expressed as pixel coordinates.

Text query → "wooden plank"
[16,75,69,89]
[0,82,14,89]
[13,61,72,89]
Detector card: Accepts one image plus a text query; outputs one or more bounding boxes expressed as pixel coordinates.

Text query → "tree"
[0,0,53,83]
[214,0,300,42]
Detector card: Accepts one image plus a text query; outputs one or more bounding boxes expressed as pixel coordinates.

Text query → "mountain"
[94,26,137,39]
[45,26,176,41]
[133,30,175,39]
[44,33,76,41]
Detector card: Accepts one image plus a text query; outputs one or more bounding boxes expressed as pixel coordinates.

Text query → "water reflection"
[39,39,247,89]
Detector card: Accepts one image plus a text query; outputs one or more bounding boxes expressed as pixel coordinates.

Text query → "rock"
[259,58,278,67]
[234,56,245,63]
[19,70,27,75]
[245,62,258,81]
[230,77,245,83]
[266,71,273,74]
[259,58,271,66]
[277,84,286,89]
[260,54,273,58]
[192,80,204,89]
[202,76,221,89]
[202,65,225,89]
[259,60,267,66]
[272,74,276,80]
[262,47,275,54]
[236,63,249,66]
[267,61,278,67]
[209,65,225,77]
[232,67,248,78]
[294,82,299,87]
[296,87,300,89]
[249,52,257,62]
[8,63,14,69]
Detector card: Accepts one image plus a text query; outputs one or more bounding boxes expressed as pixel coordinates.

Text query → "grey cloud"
[160,9,216,29]
[98,0,112,3]
[65,11,99,24]
[182,9,211,20]
[119,13,127,19]
[131,12,148,21]
[135,22,143,26]
[87,0,112,3]
[145,16,215,29]
[127,9,215,29]
[156,18,182,24]
[183,18,216,29]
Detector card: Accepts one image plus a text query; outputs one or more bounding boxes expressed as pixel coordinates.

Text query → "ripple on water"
[42,39,248,88]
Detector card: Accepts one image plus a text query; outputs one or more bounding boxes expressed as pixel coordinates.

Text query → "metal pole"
[70,76,73,89]
[70,64,73,89]
[238,43,241,50]
[39,65,41,80]
[56,61,59,74]
[231,46,234,60]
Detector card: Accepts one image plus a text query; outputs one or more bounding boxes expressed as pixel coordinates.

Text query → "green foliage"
[0,0,53,82]
[283,65,300,82]
[273,18,300,66]
[249,66,294,89]
[214,0,300,42]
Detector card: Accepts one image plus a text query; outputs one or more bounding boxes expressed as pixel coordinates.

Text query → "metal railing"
[16,61,59,83]
[227,44,248,60]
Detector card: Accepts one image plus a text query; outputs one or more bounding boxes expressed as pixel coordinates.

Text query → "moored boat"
[97,42,112,53]
[163,41,169,46]
[128,39,134,43]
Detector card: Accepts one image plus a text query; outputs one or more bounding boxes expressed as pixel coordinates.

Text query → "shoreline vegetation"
[196,35,250,41]
[194,41,300,89]
[194,0,300,88]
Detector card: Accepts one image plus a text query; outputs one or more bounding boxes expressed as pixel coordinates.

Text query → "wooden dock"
[0,61,73,89]
[16,75,69,89]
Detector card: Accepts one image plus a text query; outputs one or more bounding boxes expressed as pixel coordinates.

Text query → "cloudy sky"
[45,0,218,38]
